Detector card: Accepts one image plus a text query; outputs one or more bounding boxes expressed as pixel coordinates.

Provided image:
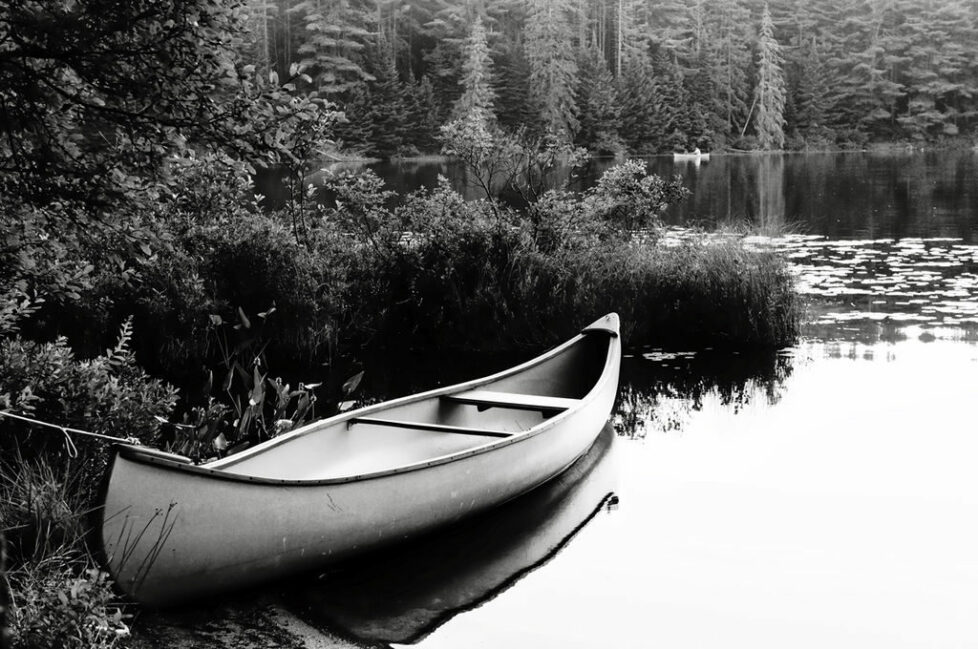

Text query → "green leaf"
[341,371,364,397]
[213,433,228,451]
[237,307,251,330]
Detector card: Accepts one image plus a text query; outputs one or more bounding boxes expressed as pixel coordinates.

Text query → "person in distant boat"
[693,147,701,155]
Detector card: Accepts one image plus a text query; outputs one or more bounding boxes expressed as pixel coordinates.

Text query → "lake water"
[256,152,978,647]
[283,150,978,241]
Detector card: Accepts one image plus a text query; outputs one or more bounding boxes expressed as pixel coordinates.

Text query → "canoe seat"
[349,417,513,438]
[442,390,579,415]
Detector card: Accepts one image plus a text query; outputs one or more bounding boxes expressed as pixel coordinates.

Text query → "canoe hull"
[98,319,621,605]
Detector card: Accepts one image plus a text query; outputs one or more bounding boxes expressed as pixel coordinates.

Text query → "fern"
[104,317,134,371]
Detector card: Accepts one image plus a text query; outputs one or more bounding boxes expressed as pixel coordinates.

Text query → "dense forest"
[239,0,978,157]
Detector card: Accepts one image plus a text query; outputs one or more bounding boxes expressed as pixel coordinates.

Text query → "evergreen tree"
[824,0,901,136]
[893,0,977,140]
[364,35,410,157]
[494,38,536,132]
[678,68,712,149]
[452,15,496,123]
[423,40,464,127]
[617,53,659,154]
[614,0,652,74]
[406,75,442,152]
[754,3,787,149]
[525,0,579,140]
[705,0,753,141]
[681,53,720,148]
[335,83,374,152]
[576,45,622,154]
[790,36,830,135]
[228,0,978,150]
[295,0,373,95]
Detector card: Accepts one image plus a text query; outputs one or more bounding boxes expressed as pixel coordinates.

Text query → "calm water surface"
[292,150,978,241]
[272,153,978,648]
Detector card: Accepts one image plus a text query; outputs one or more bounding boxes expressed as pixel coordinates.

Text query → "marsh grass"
[348,226,799,352]
[0,455,129,649]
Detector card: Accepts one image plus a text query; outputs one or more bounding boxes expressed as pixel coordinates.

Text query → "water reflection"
[257,151,978,241]
[616,351,794,438]
[279,343,798,643]
[282,425,620,645]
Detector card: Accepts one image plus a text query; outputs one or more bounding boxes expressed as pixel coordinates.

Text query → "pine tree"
[335,83,373,152]
[617,53,658,154]
[823,0,901,136]
[754,3,787,150]
[790,36,830,135]
[452,15,496,124]
[494,38,536,132]
[406,75,441,153]
[576,45,621,154]
[525,0,579,141]
[705,0,753,141]
[680,53,718,148]
[364,35,409,157]
[423,40,464,127]
[894,0,977,140]
[294,0,373,95]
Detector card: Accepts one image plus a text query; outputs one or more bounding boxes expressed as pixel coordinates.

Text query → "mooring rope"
[0,410,142,456]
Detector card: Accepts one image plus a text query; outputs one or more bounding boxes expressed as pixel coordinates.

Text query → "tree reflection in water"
[614,350,794,439]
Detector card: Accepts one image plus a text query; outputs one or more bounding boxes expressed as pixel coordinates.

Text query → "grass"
[1,455,130,649]
[341,225,799,353]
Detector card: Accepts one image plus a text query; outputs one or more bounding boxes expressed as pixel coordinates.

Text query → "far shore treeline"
[0,1,797,647]
[241,0,978,157]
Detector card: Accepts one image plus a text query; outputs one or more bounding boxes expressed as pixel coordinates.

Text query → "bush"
[835,128,870,149]
[8,564,128,649]
[730,134,762,151]
[0,319,178,490]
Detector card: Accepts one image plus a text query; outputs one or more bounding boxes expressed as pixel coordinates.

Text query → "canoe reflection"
[283,423,619,645]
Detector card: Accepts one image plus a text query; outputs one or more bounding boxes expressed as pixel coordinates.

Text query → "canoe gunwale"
[115,326,620,488]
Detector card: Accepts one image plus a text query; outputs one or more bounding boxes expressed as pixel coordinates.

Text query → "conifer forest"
[241,0,978,157]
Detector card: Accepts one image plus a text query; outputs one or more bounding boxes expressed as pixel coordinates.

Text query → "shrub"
[8,564,128,649]
[0,318,178,490]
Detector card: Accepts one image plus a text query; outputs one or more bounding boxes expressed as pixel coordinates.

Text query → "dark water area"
[234,153,978,648]
[259,150,978,242]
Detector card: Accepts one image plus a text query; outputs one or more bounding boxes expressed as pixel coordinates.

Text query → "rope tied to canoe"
[0,410,142,456]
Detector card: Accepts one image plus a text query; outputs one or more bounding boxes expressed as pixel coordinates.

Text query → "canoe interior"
[211,332,610,482]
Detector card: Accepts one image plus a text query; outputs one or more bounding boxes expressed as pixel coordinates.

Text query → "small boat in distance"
[673,148,711,162]
[97,314,622,605]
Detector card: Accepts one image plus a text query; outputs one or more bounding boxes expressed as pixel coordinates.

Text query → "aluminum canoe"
[96,313,621,605]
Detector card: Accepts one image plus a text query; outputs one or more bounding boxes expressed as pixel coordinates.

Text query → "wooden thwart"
[349,417,513,438]
[442,390,579,414]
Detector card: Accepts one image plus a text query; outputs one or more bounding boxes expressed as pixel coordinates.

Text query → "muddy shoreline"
[130,600,370,649]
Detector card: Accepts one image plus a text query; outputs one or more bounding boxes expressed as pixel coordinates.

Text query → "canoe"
[672,151,711,162]
[96,313,622,605]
